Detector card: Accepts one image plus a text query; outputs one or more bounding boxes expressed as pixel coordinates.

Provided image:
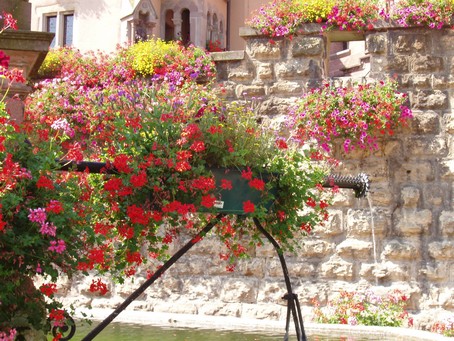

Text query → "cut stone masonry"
[58,23,454,331]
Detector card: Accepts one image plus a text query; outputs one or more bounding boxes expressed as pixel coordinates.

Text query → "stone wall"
[62,24,454,331]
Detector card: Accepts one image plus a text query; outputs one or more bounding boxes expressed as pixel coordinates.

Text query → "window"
[63,14,74,46]
[44,12,74,48]
[46,15,57,48]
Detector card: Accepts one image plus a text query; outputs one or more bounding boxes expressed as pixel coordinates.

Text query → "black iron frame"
[53,160,369,341]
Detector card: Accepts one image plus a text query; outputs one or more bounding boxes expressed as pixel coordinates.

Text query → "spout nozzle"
[322,173,370,198]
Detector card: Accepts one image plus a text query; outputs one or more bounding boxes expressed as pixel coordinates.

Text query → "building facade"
[28,0,267,53]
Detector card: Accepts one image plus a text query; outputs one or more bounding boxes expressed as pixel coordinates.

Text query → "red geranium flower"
[249,178,265,191]
[36,175,54,190]
[243,200,255,213]
[201,194,216,208]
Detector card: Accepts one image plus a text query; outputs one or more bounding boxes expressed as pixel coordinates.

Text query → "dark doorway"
[181,9,190,45]
[165,9,174,41]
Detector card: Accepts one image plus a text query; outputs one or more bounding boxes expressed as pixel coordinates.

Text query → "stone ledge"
[211,50,245,62]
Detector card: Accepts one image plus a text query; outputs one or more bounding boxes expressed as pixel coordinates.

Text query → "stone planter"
[0,30,53,123]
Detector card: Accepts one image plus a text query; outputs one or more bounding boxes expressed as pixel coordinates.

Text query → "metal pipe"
[322,173,370,198]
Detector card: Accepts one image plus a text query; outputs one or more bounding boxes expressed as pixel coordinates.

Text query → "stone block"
[394,208,432,235]
[242,303,284,320]
[346,209,372,237]
[286,260,316,278]
[5,97,24,124]
[180,277,222,300]
[314,210,343,236]
[228,69,253,82]
[248,40,282,59]
[300,239,336,258]
[235,84,266,98]
[255,62,273,80]
[406,137,447,157]
[91,297,124,309]
[382,140,404,157]
[381,240,420,260]
[366,33,387,54]
[422,262,450,281]
[319,255,354,280]
[370,261,410,281]
[257,280,286,304]
[440,288,454,309]
[433,75,454,89]
[440,159,454,180]
[423,184,446,207]
[410,56,443,73]
[146,276,183,299]
[409,111,440,135]
[336,238,372,259]
[400,186,420,208]
[292,36,324,57]
[394,161,435,182]
[439,210,454,236]
[411,90,449,110]
[237,258,266,277]
[368,184,394,206]
[153,301,198,314]
[267,259,284,278]
[412,75,431,88]
[255,241,275,258]
[329,190,354,207]
[215,303,243,317]
[269,80,303,95]
[387,55,409,73]
[428,241,454,260]
[444,114,454,134]
[275,59,311,79]
[393,34,412,53]
[392,33,431,53]
[220,278,259,303]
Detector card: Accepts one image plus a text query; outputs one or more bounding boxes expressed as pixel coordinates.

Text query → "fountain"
[53,160,370,341]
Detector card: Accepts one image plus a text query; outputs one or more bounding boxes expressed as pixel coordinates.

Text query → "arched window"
[181,9,190,45]
[212,13,218,43]
[165,9,174,41]
[207,11,211,41]
[219,20,224,46]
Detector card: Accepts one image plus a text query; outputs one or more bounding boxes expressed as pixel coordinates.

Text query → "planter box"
[209,168,276,215]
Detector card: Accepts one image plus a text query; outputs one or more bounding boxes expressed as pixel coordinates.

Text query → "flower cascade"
[312,290,414,327]
[431,315,454,337]
[247,0,454,37]
[1,37,332,336]
[288,79,413,154]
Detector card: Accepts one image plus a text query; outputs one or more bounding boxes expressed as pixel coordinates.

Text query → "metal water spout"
[322,173,370,198]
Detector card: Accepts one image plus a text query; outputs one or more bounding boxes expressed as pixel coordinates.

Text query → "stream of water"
[366,194,378,285]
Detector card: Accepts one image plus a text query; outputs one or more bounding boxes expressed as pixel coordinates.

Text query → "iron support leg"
[253,218,307,341]
[81,213,225,341]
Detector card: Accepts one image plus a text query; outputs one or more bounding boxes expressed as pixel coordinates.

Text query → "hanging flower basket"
[206,168,276,214]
